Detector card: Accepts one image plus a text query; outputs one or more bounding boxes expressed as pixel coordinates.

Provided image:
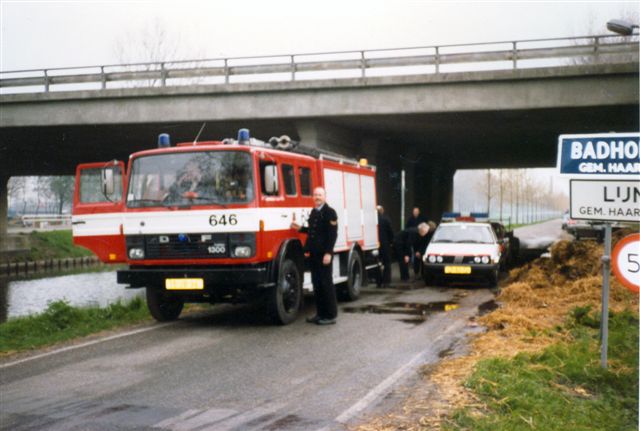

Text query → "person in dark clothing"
[377,205,394,287]
[405,206,427,229]
[405,207,428,277]
[394,223,429,282]
[291,187,339,325]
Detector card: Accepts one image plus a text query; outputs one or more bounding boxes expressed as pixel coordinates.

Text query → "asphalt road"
[514,218,572,251]
[1,281,494,431]
[0,219,567,431]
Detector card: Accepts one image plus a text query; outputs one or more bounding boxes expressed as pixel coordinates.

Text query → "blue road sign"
[557,133,640,176]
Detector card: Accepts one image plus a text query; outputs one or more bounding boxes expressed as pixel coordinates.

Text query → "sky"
[1,1,638,198]
[1,1,638,70]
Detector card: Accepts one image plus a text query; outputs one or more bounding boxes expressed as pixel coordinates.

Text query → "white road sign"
[570,179,640,222]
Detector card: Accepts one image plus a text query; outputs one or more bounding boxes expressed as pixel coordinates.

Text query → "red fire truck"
[72,130,380,324]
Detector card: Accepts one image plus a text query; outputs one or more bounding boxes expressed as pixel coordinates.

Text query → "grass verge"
[448,308,638,431]
[0,298,150,356]
[3,230,94,263]
[354,236,638,431]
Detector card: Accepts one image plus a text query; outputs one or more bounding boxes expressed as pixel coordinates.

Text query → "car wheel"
[267,258,302,325]
[146,287,184,322]
[488,269,499,288]
[422,268,434,286]
[339,251,363,301]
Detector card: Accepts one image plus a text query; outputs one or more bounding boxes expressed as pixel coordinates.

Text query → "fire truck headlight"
[428,255,436,263]
[229,233,255,258]
[128,248,145,259]
[474,256,481,263]
[481,256,490,264]
[233,246,252,258]
[436,256,444,263]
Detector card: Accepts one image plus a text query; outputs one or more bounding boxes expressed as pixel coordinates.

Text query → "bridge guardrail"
[0,34,637,94]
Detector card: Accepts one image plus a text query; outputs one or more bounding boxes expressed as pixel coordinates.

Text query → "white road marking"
[320,318,467,429]
[0,322,174,369]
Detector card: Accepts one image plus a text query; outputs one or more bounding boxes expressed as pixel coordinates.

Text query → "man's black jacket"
[394,227,428,258]
[377,213,394,249]
[300,204,338,255]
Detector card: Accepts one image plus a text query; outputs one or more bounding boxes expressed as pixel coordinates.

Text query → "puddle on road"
[478,299,499,316]
[438,347,454,358]
[342,301,459,326]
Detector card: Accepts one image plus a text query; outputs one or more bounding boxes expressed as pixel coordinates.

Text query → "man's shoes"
[316,318,336,325]
[306,315,321,324]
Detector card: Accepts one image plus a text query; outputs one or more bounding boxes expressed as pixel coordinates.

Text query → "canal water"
[0,268,144,323]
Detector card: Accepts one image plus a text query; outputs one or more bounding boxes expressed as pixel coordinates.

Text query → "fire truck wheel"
[268,258,302,325]
[146,288,184,322]
[339,252,363,301]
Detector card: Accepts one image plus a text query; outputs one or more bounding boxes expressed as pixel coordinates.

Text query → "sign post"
[558,132,640,369]
[600,223,611,368]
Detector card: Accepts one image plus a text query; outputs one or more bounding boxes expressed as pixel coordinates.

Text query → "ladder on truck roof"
[279,143,376,172]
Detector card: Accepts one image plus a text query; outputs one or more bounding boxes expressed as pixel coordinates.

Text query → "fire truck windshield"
[127,151,254,207]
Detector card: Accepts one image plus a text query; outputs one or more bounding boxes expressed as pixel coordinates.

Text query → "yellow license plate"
[165,278,204,290]
[444,266,472,275]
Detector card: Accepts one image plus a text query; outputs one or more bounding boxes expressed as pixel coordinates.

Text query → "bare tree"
[7,177,26,215]
[570,8,639,66]
[47,176,75,214]
[113,18,204,88]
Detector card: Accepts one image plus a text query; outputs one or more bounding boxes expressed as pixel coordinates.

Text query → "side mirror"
[102,167,115,198]
[264,165,279,195]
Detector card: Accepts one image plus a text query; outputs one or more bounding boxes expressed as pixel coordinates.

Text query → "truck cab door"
[72,161,127,263]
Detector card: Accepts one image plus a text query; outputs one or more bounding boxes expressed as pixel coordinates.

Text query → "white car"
[422,222,501,287]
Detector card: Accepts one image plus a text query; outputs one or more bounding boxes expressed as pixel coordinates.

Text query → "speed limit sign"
[612,233,640,294]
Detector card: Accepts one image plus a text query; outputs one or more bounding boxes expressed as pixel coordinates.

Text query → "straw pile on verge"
[354,231,639,431]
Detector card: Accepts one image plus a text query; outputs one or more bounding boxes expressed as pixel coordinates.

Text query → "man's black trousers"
[380,245,392,284]
[397,256,410,281]
[309,253,337,319]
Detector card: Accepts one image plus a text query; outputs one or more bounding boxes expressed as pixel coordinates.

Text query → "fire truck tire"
[339,251,363,301]
[267,258,302,325]
[146,288,184,322]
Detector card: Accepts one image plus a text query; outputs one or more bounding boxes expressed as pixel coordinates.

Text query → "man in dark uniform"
[377,205,394,287]
[394,222,429,282]
[405,207,428,278]
[291,187,339,325]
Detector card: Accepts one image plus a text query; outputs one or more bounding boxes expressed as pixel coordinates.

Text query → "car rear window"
[431,225,495,244]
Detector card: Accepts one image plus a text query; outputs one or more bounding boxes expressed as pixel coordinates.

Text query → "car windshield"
[431,225,495,244]
[127,151,254,207]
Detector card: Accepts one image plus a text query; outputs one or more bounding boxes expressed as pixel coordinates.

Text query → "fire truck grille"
[128,233,230,259]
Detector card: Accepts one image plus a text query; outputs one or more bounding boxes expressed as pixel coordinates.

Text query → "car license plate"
[444,265,472,275]
[165,278,204,290]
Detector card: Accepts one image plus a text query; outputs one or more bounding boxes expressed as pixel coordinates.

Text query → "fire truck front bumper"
[117,263,274,289]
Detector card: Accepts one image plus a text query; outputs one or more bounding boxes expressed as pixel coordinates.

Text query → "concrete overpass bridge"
[0,34,638,234]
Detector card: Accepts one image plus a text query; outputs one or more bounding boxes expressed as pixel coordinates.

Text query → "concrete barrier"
[0,255,100,277]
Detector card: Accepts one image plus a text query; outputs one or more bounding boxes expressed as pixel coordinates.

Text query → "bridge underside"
[1,103,637,227]
[2,104,637,175]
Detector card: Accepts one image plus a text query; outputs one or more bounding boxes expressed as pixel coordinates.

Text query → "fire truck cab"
[72,130,380,325]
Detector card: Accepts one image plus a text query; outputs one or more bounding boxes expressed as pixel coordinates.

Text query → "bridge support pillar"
[0,175,8,246]
[359,138,399,229]
[295,120,358,157]
[413,161,455,223]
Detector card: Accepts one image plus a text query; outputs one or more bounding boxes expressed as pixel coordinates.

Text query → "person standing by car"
[291,187,339,325]
[405,207,428,277]
[377,205,394,287]
[394,222,429,282]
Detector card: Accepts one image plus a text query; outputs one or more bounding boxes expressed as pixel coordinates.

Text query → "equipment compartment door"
[72,161,127,263]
